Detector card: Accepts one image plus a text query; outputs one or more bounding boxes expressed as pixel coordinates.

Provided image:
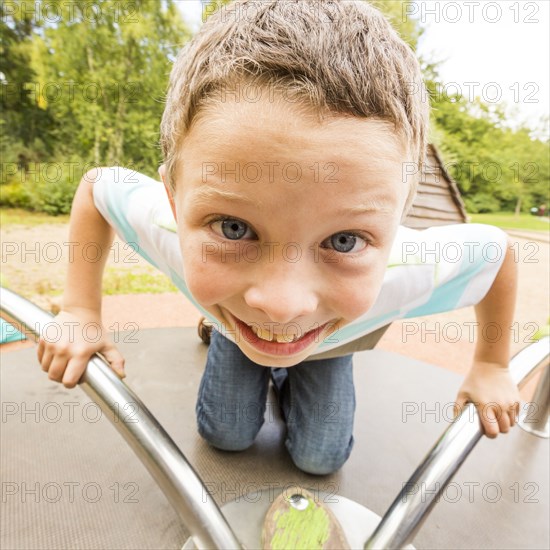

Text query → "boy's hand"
[453,361,521,438]
[37,309,125,389]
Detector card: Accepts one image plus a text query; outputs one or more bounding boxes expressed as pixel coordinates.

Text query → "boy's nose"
[243,267,319,324]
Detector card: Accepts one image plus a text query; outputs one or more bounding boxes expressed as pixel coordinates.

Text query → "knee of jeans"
[287,437,354,475]
[197,413,263,451]
[198,422,260,451]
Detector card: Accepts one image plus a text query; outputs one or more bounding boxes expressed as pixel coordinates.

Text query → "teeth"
[250,325,299,343]
[256,327,274,341]
[275,333,298,343]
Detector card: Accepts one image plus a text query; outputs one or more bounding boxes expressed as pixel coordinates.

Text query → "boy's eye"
[322,232,367,254]
[211,218,254,240]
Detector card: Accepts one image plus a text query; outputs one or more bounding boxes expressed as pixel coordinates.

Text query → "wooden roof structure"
[403,143,468,229]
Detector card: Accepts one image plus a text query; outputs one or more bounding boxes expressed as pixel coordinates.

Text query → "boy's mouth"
[229,314,330,356]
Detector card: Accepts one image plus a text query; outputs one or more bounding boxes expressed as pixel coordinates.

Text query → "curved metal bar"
[0,287,242,550]
[518,364,549,437]
[364,336,550,550]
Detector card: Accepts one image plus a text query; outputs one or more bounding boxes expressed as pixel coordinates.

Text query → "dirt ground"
[2,221,548,398]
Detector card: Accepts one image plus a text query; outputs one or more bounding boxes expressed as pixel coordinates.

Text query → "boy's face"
[162,95,409,367]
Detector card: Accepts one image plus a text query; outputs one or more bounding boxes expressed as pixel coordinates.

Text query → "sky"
[177,0,549,139]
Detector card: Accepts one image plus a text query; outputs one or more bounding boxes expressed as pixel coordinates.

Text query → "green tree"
[2,0,192,213]
[29,0,190,174]
[1,1,54,169]
[430,86,549,213]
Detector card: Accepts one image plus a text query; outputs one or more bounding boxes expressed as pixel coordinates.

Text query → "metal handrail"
[364,336,550,549]
[0,287,242,550]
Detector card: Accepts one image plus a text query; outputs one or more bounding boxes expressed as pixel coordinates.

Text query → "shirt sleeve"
[317,223,509,353]
[92,166,207,314]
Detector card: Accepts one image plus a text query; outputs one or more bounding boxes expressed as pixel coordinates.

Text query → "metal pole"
[518,363,550,438]
[0,287,242,550]
[364,336,549,550]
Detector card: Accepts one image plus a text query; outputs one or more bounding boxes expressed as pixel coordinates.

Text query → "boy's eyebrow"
[190,187,264,208]
[190,187,396,215]
[344,200,396,216]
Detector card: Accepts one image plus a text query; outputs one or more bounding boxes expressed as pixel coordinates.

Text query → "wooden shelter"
[404,143,468,229]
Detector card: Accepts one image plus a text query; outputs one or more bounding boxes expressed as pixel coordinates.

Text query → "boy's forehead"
[178,97,410,208]
[184,97,408,165]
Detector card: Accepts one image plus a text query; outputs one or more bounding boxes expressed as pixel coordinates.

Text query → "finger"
[481,405,499,438]
[498,409,511,433]
[37,338,45,362]
[47,355,68,383]
[509,402,520,427]
[40,348,54,372]
[101,347,126,378]
[62,358,88,389]
[453,398,467,419]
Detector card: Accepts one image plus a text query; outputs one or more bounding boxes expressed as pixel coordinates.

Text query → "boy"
[38,0,520,475]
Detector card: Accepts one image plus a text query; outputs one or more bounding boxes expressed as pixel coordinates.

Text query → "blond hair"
[160,0,429,210]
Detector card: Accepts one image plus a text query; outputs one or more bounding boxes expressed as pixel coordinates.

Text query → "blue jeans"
[196,330,355,475]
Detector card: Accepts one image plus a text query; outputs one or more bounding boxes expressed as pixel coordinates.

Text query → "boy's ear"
[159,164,177,222]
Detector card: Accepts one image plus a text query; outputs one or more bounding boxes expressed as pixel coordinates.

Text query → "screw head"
[288,493,309,511]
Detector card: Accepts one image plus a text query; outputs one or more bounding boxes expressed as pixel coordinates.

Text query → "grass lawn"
[470,213,549,232]
[0,208,70,226]
[103,268,178,294]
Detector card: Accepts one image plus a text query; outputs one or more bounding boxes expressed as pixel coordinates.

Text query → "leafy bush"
[0,182,32,209]
[463,193,501,214]
[1,160,78,215]
[28,175,77,215]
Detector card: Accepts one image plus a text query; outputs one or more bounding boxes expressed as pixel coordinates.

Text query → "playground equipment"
[1,286,548,549]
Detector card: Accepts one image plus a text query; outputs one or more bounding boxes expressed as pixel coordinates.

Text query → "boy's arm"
[473,237,517,367]
[37,169,125,387]
[454,239,521,437]
[62,168,115,314]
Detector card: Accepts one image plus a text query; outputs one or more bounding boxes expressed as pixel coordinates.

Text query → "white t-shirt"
[93,167,508,355]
